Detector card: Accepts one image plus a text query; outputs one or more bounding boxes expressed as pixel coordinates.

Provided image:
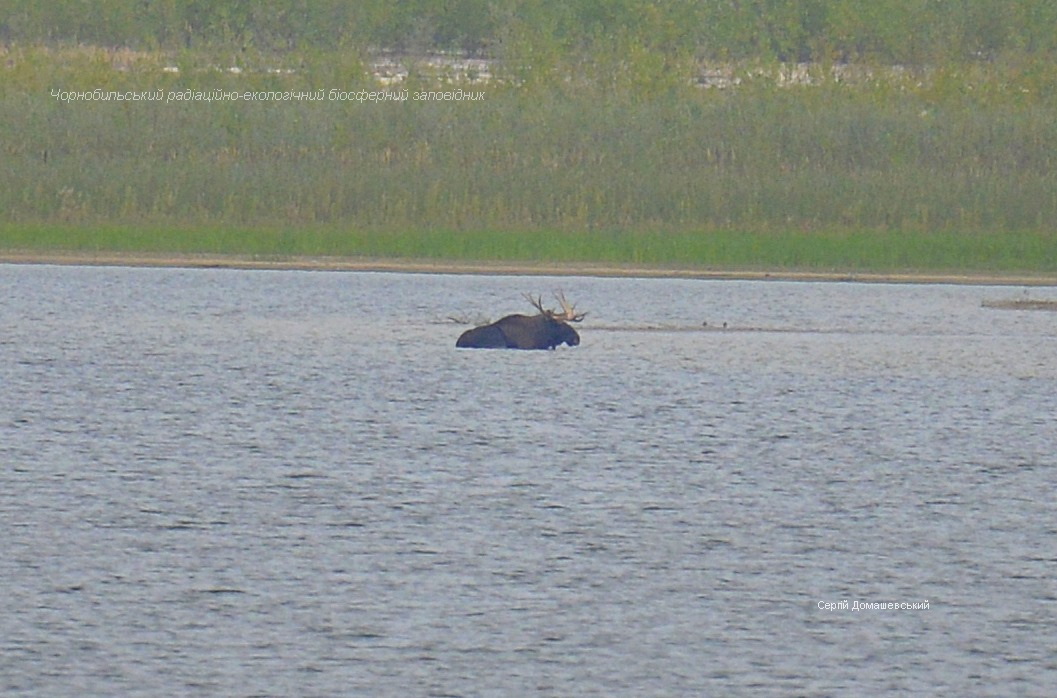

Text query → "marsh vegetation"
[2,2,1056,273]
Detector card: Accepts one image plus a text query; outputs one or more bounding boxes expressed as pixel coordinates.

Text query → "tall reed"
[2,48,1056,272]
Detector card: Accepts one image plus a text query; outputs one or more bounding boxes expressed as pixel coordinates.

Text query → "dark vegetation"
[4,1,1057,64]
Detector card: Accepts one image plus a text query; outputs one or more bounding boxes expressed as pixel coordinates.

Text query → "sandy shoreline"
[2,250,1055,286]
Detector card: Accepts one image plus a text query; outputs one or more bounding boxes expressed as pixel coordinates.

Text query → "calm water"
[2,264,1055,696]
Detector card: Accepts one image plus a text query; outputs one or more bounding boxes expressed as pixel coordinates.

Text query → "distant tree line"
[3,0,1056,64]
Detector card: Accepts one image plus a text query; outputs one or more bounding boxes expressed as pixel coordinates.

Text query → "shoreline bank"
[2,250,1055,286]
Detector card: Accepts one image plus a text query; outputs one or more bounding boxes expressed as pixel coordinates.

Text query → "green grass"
[4,223,1054,275]
[2,46,1057,275]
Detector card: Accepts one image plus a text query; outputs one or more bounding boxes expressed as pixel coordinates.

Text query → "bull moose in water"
[456,292,586,350]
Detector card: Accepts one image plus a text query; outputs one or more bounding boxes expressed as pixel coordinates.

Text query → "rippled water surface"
[2,264,1056,696]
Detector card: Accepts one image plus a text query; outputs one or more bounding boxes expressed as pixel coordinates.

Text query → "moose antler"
[524,293,549,316]
[522,291,586,322]
[552,290,586,322]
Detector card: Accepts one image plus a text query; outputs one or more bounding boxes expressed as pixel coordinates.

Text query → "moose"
[456,292,586,350]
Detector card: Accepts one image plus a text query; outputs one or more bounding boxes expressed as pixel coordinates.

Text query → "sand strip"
[2,250,1055,286]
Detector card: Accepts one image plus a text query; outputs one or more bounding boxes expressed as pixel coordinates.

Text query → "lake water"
[2,264,1055,696]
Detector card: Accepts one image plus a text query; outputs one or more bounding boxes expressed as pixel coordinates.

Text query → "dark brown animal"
[456,293,585,350]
